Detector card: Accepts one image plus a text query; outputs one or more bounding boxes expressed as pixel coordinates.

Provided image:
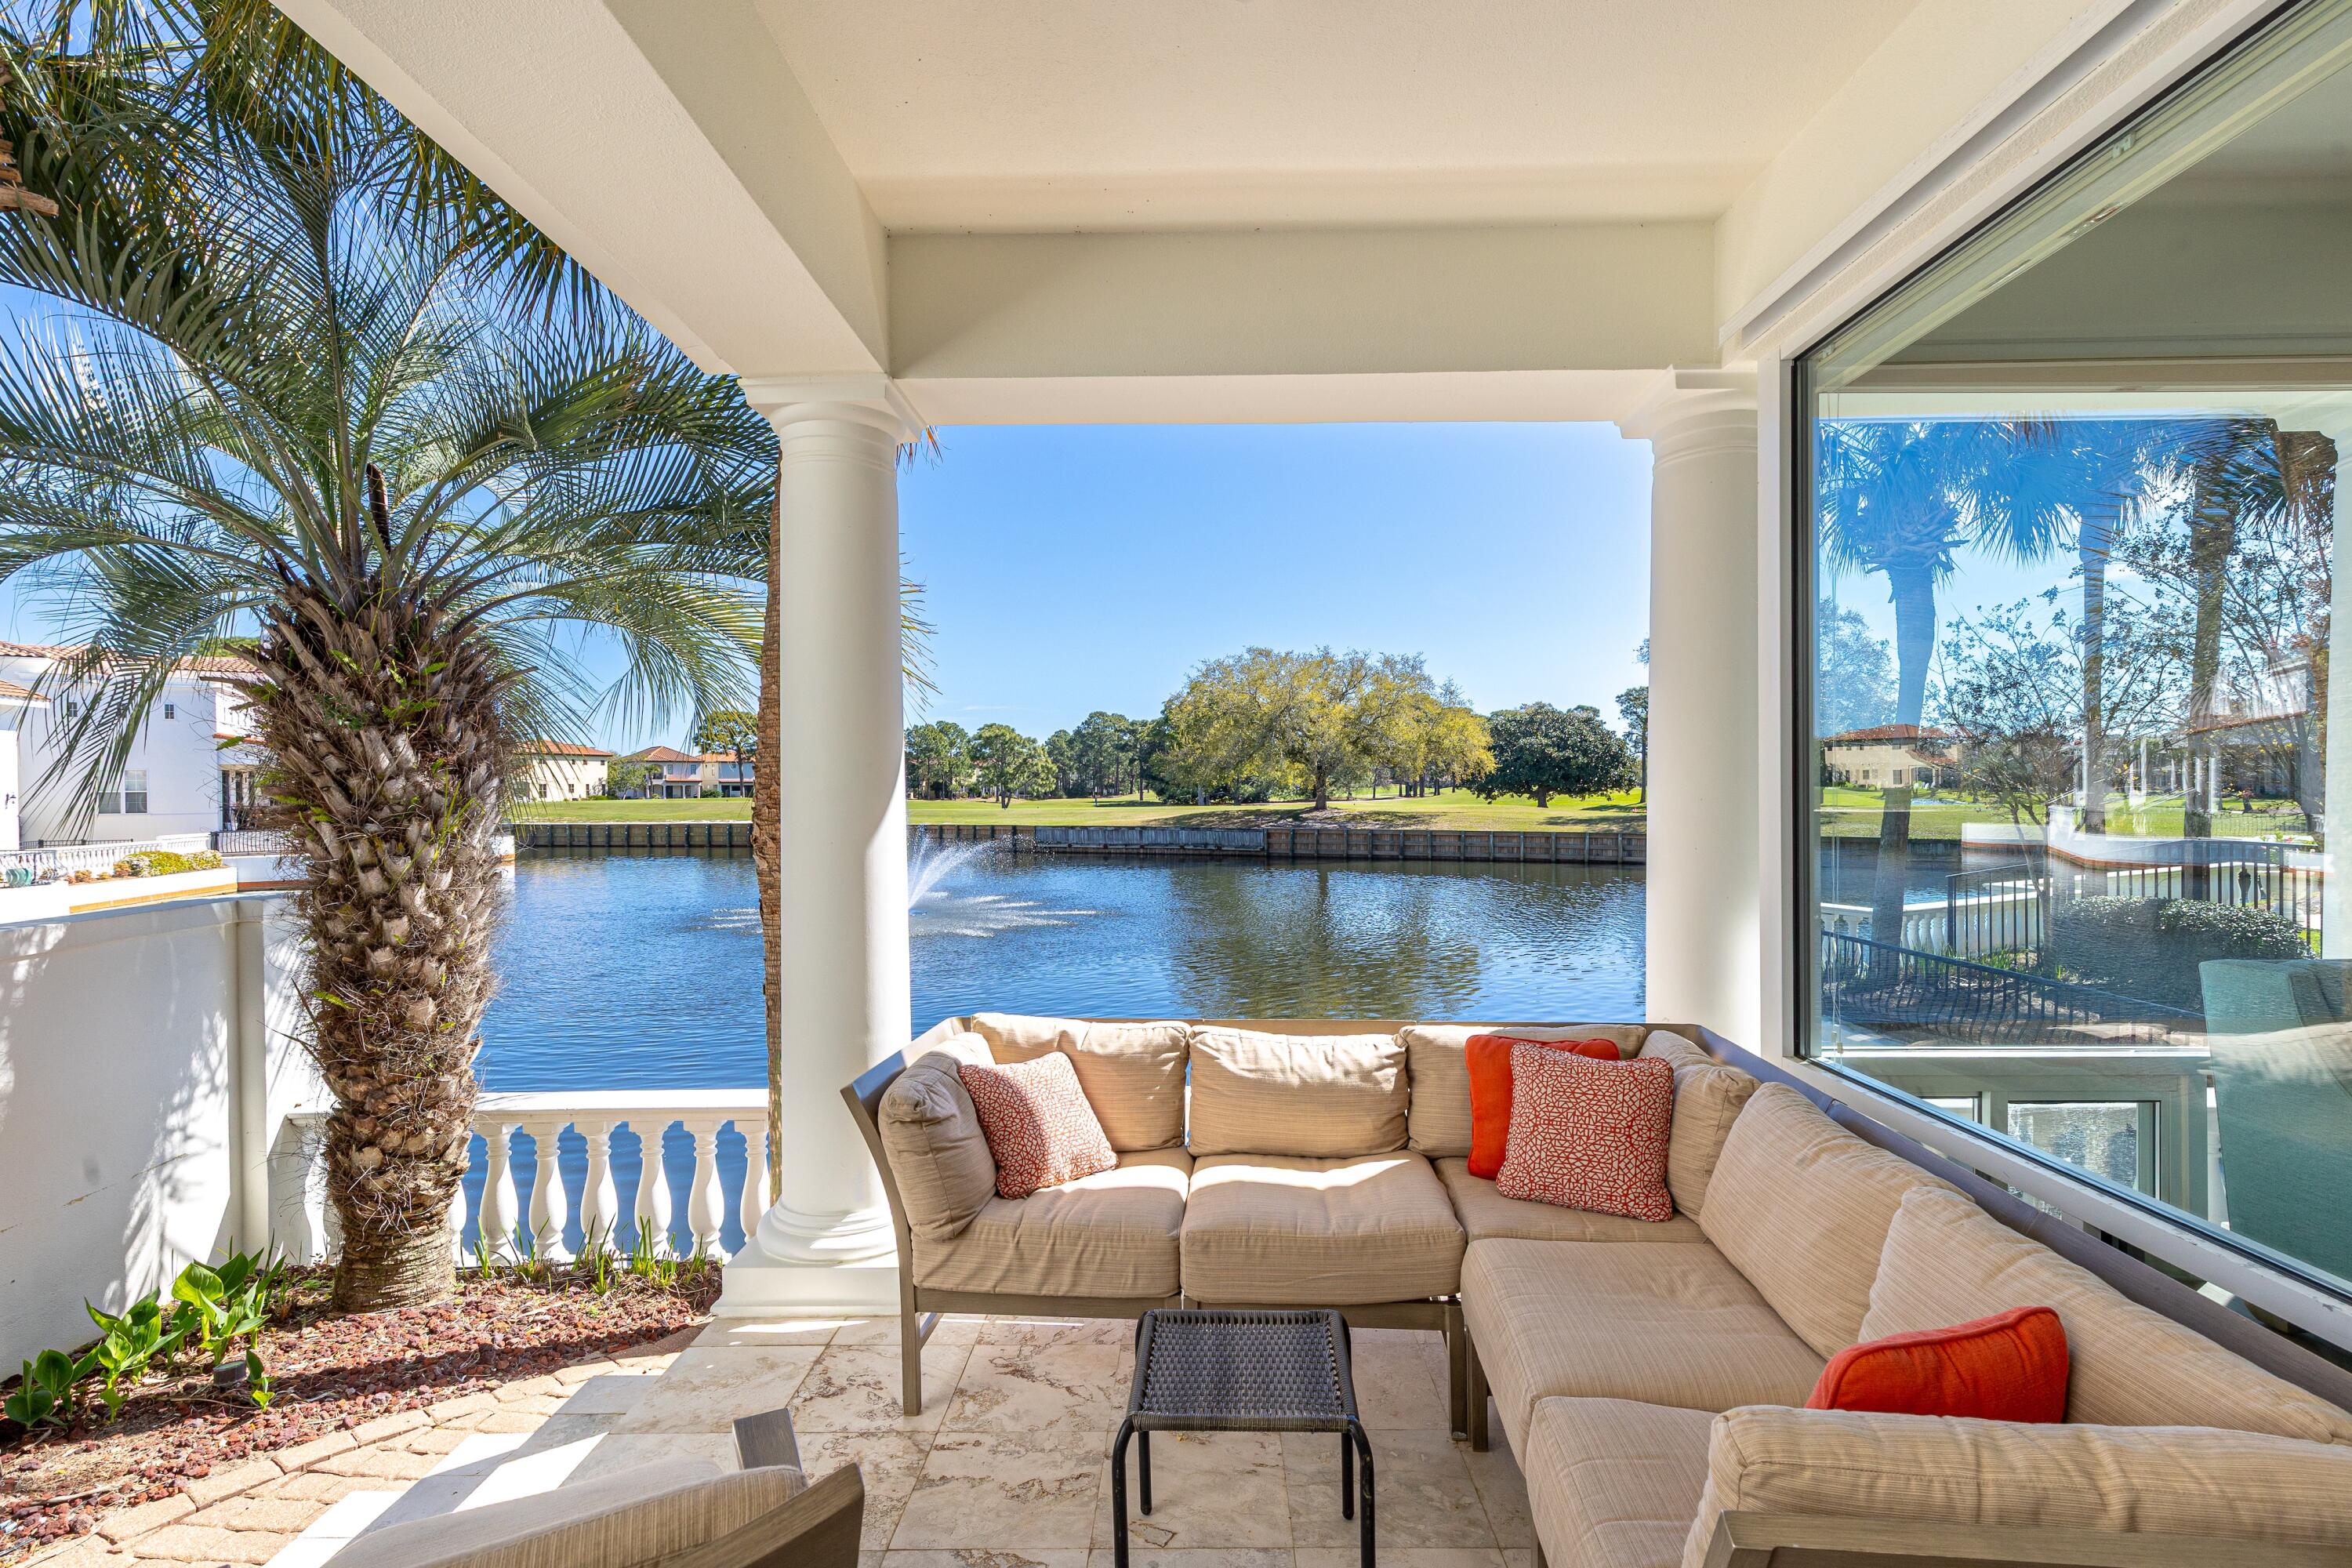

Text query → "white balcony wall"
[0,897,314,1370]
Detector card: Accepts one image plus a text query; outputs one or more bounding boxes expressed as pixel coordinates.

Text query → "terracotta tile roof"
[1823,724,1957,745]
[627,745,702,764]
[0,677,47,702]
[0,639,75,659]
[520,739,614,758]
[0,640,256,677]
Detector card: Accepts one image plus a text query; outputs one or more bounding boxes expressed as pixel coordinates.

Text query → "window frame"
[1784,0,2352,1312]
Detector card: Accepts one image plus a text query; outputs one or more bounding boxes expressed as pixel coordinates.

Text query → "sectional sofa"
[844,1014,2352,1566]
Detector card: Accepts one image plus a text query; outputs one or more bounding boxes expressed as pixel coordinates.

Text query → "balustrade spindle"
[448,1167,470,1253]
[631,1119,674,1257]
[480,1120,521,1261]
[739,1118,769,1249]
[522,1117,573,1261]
[684,1118,728,1261]
[580,1120,620,1254]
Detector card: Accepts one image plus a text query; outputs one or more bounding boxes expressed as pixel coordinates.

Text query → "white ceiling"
[755,0,1930,232]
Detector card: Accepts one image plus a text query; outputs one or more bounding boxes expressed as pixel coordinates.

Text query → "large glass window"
[1799,1,2352,1297]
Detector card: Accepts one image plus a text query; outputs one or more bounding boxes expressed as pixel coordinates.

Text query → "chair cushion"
[1181,1152,1465,1304]
[1404,1023,1651,1156]
[1467,1033,1628,1178]
[1524,1397,1714,1568]
[969,1012,1189,1151]
[1634,1035,1759,1218]
[1436,1158,1706,1244]
[1497,1047,1675,1221]
[1461,1239,1824,1454]
[329,1458,803,1568]
[877,1042,999,1243]
[1188,1028,1407,1157]
[914,1148,1189,1298]
[1808,1306,2069,1424]
[1680,1406,2352,1566]
[958,1052,1117,1198]
[1865,1185,2352,1444]
[1697,1084,1955,1358]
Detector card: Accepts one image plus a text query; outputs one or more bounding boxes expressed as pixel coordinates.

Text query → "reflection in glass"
[1798,3,2352,1294]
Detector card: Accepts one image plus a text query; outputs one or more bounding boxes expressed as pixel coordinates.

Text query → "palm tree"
[1814,417,2073,964]
[0,3,769,1308]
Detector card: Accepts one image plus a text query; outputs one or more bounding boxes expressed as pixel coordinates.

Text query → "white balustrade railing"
[274,1089,769,1267]
[0,833,214,878]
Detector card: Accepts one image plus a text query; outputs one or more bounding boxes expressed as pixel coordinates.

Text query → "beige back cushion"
[1402,1023,1649,1156]
[970,1012,1189,1151]
[1634,1034,1759,1218]
[1679,1406,2352,1567]
[1866,1186,2352,1444]
[1189,1028,1407,1156]
[1697,1084,1955,1358]
[331,1457,806,1568]
[877,1040,998,1243]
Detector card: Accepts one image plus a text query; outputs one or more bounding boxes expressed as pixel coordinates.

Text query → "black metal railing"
[1820,931,2200,1045]
[2091,840,2318,935]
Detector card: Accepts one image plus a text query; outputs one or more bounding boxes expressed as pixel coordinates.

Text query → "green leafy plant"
[245,1349,275,1411]
[84,1298,185,1421]
[627,1217,677,1287]
[5,1348,96,1431]
[169,1252,279,1383]
[580,1221,614,1296]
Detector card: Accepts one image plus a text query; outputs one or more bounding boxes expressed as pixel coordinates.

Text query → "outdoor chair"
[326,1409,860,1568]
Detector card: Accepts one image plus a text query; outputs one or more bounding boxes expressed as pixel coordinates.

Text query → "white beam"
[272,0,883,376]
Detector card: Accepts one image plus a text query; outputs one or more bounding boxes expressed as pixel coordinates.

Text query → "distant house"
[617,744,754,799]
[0,677,53,853]
[516,740,613,802]
[0,639,264,843]
[1822,724,1958,789]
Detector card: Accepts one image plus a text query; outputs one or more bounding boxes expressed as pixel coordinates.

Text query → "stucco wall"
[11,671,230,845]
[0,896,315,1369]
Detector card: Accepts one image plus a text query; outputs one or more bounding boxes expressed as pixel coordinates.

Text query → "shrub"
[2051,895,2308,1010]
[111,848,226,878]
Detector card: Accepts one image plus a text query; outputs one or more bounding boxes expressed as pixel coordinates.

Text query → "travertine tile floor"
[274,1314,1536,1568]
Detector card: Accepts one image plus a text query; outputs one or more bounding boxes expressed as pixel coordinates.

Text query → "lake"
[474,842,1647,1092]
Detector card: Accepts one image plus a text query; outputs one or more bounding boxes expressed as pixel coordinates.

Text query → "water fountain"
[906,835,1097,938]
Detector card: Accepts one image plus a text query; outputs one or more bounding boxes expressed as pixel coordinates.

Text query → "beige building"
[515,740,612,802]
[1821,724,1955,789]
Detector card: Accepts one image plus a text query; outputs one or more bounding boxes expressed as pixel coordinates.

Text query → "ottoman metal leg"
[1350,1421,1375,1568]
[1111,1417,1136,1568]
[1139,1429,1152,1514]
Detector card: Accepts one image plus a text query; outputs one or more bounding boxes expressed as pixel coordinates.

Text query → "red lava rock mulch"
[0,1265,718,1562]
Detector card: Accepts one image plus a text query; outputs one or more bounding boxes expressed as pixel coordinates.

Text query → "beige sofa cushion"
[1402,1023,1650,1156]
[1697,1084,1955,1358]
[1633,1037,1759,1218]
[1182,1152,1464,1304]
[332,1457,804,1568]
[1461,1239,1824,1454]
[1437,1157,1704,1244]
[877,1041,998,1243]
[1188,1028,1406,1156]
[914,1148,1189,1298]
[1679,1406,2352,1567]
[1525,1397,1713,1568]
[1865,1185,2352,1445]
[969,1012,1189,1151]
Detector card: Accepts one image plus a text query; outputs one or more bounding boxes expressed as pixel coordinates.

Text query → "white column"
[1620,368,1761,1040]
[719,375,918,1314]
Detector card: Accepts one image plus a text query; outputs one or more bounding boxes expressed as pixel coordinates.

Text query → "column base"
[714,1200,900,1316]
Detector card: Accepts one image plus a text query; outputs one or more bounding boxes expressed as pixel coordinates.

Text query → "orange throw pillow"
[1466,1033,1624,1178]
[1808,1306,2069,1423]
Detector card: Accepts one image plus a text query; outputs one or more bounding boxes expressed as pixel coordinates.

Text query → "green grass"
[1817,786,2311,841]
[514,787,1646,832]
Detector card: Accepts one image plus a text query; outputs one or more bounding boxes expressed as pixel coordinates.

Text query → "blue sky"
[900,422,1653,742]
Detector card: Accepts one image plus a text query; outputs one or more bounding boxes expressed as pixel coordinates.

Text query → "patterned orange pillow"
[957,1052,1117,1198]
[1494,1043,1675,1221]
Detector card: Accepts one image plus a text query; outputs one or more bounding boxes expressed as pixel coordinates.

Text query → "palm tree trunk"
[1871,561,1938,978]
[2185,467,2238,849]
[754,496,782,1205]
[2078,506,2118,834]
[252,587,503,1312]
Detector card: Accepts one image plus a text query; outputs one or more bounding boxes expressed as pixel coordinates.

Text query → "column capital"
[1617,365,1759,457]
[737,373,926,442]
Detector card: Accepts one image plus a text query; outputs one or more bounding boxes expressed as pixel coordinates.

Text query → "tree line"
[907,646,1647,810]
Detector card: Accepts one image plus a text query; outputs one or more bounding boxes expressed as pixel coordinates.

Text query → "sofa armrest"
[1682,1406,2352,1568]
[733,1406,804,1476]
[1696,1511,2349,1566]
